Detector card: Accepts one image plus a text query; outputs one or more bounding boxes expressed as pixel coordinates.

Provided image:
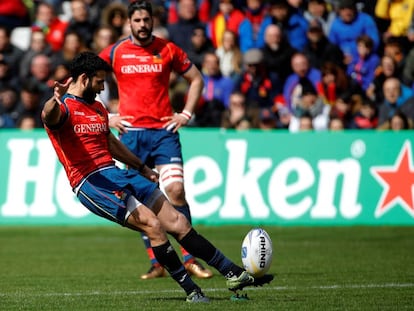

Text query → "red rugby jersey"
[44,95,114,188]
[99,36,192,128]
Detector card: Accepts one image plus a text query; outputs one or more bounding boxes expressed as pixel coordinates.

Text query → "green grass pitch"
[1,225,413,310]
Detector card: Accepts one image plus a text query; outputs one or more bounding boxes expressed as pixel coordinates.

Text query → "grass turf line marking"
[1,283,413,298]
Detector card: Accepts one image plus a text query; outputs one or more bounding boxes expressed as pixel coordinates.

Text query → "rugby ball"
[241,228,273,277]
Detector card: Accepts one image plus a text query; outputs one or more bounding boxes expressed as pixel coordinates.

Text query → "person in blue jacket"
[256,0,309,51]
[328,0,380,66]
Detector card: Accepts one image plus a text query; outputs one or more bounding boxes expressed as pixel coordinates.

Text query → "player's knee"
[147,216,163,233]
[146,217,167,243]
[164,182,185,202]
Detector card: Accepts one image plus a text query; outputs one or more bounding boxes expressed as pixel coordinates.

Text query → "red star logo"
[370,141,414,218]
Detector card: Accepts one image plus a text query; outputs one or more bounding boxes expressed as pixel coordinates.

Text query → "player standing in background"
[99,0,213,280]
[41,51,272,303]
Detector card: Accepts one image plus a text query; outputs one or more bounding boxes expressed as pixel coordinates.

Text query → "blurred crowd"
[1,0,414,132]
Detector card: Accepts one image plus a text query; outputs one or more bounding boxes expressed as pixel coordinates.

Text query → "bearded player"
[99,0,212,279]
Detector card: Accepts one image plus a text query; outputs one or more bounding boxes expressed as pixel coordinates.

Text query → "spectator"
[50,30,89,69]
[257,0,309,51]
[0,26,24,75]
[51,62,70,84]
[347,34,380,92]
[375,0,414,53]
[316,62,363,107]
[16,113,37,130]
[283,52,321,111]
[89,25,119,111]
[298,111,314,131]
[238,0,268,52]
[91,25,118,54]
[100,2,128,39]
[388,110,412,130]
[186,25,215,71]
[234,48,277,108]
[151,5,170,40]
[19,29,54,81]
[221,91,256,129]
[302,19,345,70]
[0,59,21,93]
[351,98,378,129]
[367,55,401,103]
[0,0,31,30]
[167,0,212,25]
[328,115,345,130]
[200,52,235,109]
[215,30,243,81]
[167,0,205,54]
[289,77,330,132]
[261,24,296,95]
[0,86,19,128]
[258,107,278,130]
[65,0,98,49]
[303,0,336,36]
[32,1,68,52]
[14,80,44,128]
[84,0,112,28]
[207,0,245,49]
[191,53,235,127]
[377,77,414,127]
[273,95,292,129]
[328,0,380,66]
[403,47,414,88]
[24,53,54,104]
[328,91,355,128]
[383,39,406,78]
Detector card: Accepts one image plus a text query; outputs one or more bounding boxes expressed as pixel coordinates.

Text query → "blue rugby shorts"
[120,129,183,168]
[75,166,161,225]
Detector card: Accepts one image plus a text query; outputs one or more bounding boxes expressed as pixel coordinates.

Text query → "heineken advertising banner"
[1,129,414,226]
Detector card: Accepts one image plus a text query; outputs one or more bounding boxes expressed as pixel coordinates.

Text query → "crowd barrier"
[1,128,413,226]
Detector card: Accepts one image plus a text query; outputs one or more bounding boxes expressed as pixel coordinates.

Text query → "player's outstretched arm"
[42,78,73,127]
[42,96,62,127]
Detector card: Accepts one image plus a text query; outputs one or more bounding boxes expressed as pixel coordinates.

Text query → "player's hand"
[53,77,72,101]
[161,113,190,133]
[109,115,133,134]
[141,166,159,183]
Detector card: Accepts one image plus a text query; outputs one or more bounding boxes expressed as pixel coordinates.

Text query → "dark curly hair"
[69,52,112,81]
[128,0,152,18]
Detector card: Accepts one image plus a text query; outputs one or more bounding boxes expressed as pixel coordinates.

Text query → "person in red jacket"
[32,2,68,52]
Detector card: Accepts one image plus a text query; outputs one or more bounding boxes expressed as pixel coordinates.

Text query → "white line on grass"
[1,283,413,298]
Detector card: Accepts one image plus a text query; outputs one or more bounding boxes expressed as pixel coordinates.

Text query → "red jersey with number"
[44,95,114,188]
[99,36,192,128]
